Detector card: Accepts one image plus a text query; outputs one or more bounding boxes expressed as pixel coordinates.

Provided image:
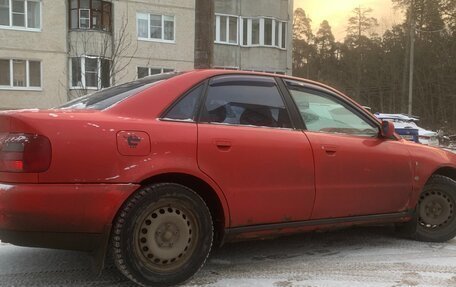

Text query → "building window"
[241,17,287,49]
[215,14,238,44]
[69,0,112,32]
[70,57,110,89]
[137,13,175,42]
[0,0,41,30]
[137,67,174,79]
[0,59,41,89]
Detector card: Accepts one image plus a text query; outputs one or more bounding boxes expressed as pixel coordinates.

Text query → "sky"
[295,0,405,41]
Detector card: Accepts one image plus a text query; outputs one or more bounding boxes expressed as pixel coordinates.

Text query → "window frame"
[137,66,175,79]
[69,0,112,32]
[239,17,287,49]
[283,79,382,136]
[0,58,42,91]
[69,56,111,90]
[136,12,176,43]
[214,13,239,45]
[197,75,295,130]
[0,0,41,31]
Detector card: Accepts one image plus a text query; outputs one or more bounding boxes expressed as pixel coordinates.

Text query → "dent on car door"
[197,75,316,227]
[285,80,414,219]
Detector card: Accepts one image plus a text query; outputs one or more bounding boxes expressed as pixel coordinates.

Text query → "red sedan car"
[1,70,456,286]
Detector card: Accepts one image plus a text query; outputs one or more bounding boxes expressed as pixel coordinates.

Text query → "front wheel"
[399,175,456,242]
[112,183,213,287]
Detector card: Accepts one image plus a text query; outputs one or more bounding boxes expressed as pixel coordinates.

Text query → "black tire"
[399,175,456,242]
[112,183,213,287]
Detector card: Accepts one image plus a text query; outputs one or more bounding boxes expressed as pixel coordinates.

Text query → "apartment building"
[213,0,293,74]
[0,0,292,109]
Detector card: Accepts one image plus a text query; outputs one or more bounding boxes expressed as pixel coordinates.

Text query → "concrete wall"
[213,0,293,74]
[113,0,195,84]
[0,1,68,109]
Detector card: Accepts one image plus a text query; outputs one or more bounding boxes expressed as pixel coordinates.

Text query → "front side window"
[0,0,40,29]
[201,75,292,129]
[69,0,112,32]
[0,58,41,89]
[287,81,378,136]
[137,13,175,42]
[70,57,110,89]
[137,67,174,79]
[215,14,238,44]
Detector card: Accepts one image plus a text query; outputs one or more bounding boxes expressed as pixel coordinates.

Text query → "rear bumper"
[0,183,139,250]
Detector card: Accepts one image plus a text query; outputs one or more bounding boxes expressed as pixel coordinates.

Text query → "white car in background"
[375,113,439,146]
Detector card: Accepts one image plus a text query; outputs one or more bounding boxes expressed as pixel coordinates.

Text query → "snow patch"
[105,175,120,180]
[48,113,58,118]
[124,165,137,171]
[87,123,100,128]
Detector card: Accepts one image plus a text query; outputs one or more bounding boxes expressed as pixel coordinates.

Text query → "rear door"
[197,75,316,227]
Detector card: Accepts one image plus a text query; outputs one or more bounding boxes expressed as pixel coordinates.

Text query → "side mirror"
[381,120,395,138]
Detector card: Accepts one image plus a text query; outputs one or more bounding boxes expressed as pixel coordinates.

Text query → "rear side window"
[58,73,179,110]
[163,84,205,121]
[200,75,292,128]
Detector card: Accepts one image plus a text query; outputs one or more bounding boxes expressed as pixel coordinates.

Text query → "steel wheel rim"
[134,202,198,272]
[418,190,454,230]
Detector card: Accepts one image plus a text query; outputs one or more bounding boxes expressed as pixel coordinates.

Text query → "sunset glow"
[294,0,404,41]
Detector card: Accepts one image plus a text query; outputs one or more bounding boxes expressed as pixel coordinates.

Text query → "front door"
[285,81,414,219]
[197,75,316,227]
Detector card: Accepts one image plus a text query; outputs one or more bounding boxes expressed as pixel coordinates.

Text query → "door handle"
[322,145,337,155]
[214,140,232,151]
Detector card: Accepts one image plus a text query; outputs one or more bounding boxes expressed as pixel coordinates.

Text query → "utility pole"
[408,0,415,115]
[194,0,214,69]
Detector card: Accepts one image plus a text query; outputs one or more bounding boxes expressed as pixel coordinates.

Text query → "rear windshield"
[57,72,180,110]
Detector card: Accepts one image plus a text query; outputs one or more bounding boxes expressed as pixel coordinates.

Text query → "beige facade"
[0,0,292,109]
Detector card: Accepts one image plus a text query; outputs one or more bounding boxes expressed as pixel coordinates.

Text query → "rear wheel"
[400,175,456,242]
[112,183,213,287]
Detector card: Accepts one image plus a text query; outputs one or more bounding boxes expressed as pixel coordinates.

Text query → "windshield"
[57,72,180,110]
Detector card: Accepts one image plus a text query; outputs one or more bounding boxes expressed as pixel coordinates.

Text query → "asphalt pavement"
[1,226,456,286]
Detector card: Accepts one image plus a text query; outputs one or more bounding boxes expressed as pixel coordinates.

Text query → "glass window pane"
[92,0,101,10]
[29,61,41,87]
[165,84,204,120]
[12,59,26,87]
[149,68,161,75]
[0,59,10,86]
[101,59,110,88]
[102,2,111,31]
[164,16,174,41]
[252,19,260,45]
[242,19,248,45]
[0,0,9,26]
[70,0,78,9]
[27,1,40,29]
[80,0,89,9]
[163,68,174,73]
[229,17,237,44]
[71,58,82,87]
[275,21,280,46]
[150,14,162,39]
[203,76,292,128]
[288,85,377,136]
[79,9,90,28]
[92,10,101,29]
[137,13,148,38]
[219,16,227,42]
[12,0,25,27]
[71,9,78,29]
[137,67,149,79]
[85,58,98,88]
[281,23,286,48]
[264,18,272,45]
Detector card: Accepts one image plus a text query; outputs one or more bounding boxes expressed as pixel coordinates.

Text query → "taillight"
[0,133,51,173]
